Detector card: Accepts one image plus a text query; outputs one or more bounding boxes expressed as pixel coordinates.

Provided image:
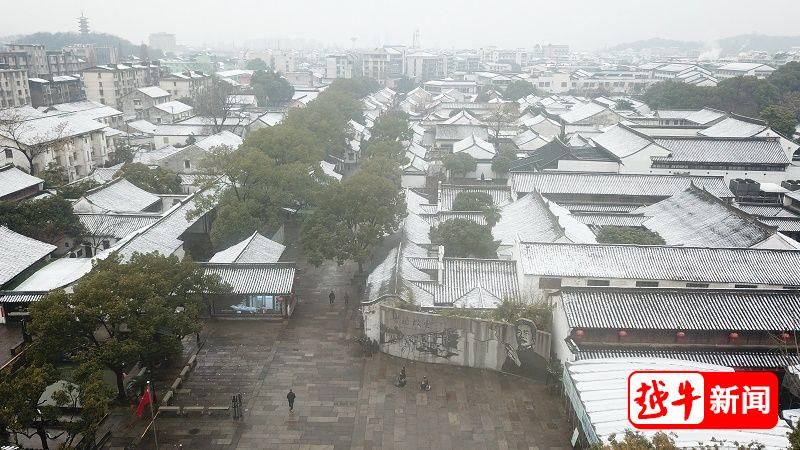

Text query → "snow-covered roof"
[0,164,43,199]
[194,131,243,151]
[0,226,56,287]
[209,231,286,263]
[137,86,171,98]
[13,257,94,292]
[153,100,193,115]
[565,358,791,449]
[452,134,496,159]
[77,178,160,213]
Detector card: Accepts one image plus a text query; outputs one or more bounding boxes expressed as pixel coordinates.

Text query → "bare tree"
[0,109,70,175]
[485,103,520,144]
[193,76,242,134]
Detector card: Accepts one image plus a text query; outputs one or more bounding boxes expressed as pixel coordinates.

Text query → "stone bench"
[187,355,197,367]
[207,406,230,416]
[179,365,191,379]
[161,390,173,406]
[182,406,205,416]
[158,406,181,416]
[170,378,182,391]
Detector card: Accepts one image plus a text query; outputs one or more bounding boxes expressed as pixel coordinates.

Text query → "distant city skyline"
[2,0,800,51]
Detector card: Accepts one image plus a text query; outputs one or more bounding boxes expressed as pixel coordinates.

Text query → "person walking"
[328,290,335,305]
[344,292,350,306]
[287,389,296,412]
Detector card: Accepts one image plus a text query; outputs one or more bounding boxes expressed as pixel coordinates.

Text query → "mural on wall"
[501,318,547,379]
[378,307,551,380]
[382,325,460,359]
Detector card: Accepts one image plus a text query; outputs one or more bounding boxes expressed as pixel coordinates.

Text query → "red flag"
[135,386,152,417]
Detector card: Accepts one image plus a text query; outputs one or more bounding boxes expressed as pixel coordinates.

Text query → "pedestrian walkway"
[113,239,569,449]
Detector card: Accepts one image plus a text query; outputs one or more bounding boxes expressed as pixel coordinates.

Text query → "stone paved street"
[112,246,570,450]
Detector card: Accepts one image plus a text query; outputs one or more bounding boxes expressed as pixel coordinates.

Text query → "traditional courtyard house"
[551,287,800,371]
[0,164,44,201]
[509,138,620,172]
[522,115,563,140]
[437,184,512,212]
[650,136,793,183]
[199,231,296,317]
[72,178,161,214]
[114,183,221,261]
[632,185,800,249]
[76,212,162,255]
[714,62,775,80]
[511,129,550,152]
[508,171,734,210]
[557,101,623,129]
[0,226,56,291]
[451,134,496,180]
[514,241,800,297]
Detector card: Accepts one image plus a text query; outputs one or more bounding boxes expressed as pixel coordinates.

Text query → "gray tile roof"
[116,182,221,259]
[510,172,734,199]
[758,217,800,232]
[81,178,160,212]
[201,263,295,294]
[558,203,642,213]
[209,231,285,263]
[0,165,43,199]
[0,226,56,287]
[518,241,800,285]
[572,213,649,227]
[653,137,789,165]
[0,291,47,303]
[734,203,799,218]
[561,287,800,331]
[434,124,488,141]
[699,117,767,138]
[442,258,519,303]
[575,348,800,370]
[635,186,775,247]
[77,213,162,240]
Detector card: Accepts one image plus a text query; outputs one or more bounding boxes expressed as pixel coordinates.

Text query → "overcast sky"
[3,0,800,51]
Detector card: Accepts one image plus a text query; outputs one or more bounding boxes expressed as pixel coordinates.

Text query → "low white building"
[451,134,496,180]
[714,62,775,80]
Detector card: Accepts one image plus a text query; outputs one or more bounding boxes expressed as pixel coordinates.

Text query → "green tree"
[114,163,182,194]
[430,218,499,258]
[615,99,634,110]
[450,191,501,226]
[789,422,800,450]
[250,70,295,106]
[28,253,228,400]
[394,76,417,94]
[300,171,406,272]
[113,141,135,164]
[451,191,493,211]
[196,145,321,247]
[503,80,537,101]
[443,153,477,179]
[360,155,403,187]
[245,58,268,71]
[59,178,100,199]
[0,363,58,449]
[362,140,406,161]
[761,105,797,137]
[241,125,324,166]
[0,195,85,244]
[369,111,410,142]
[37,162,67,188]
[491,145,517,177]
[594,431,679,450]
[596,226,665,245]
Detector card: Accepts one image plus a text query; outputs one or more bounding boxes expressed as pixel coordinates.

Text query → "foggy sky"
[3,0,800,51]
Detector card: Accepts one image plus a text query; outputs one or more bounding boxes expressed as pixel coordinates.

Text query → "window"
[4,148,11,159]
[163,137,169,144]
[539,278,562,289]
[184,160,191,169]
[102,240,110,249]
[635,281,659,288]
[587,279,610,287]
[734,284,757,289]
[686,282,709,288]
